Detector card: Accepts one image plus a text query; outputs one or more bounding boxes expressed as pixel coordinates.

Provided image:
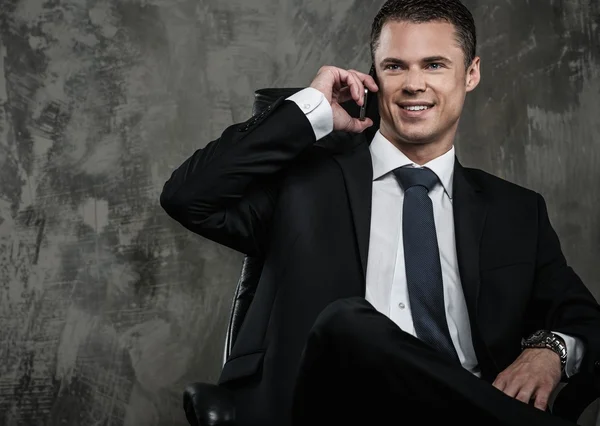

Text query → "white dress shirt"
[285,87,584,378]
[366,140,482,374]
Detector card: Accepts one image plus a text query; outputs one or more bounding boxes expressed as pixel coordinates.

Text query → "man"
[160,0,600,425]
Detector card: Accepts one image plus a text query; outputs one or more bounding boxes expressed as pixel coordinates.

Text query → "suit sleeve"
[528,193,600,377]
[160,93,331,256]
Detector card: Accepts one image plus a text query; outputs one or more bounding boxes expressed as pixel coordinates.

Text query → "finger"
[502,381,522,398]
[492,376,506,392]
[347,68,379,92]
[347,70,365,106]
[515,386,535,405]
[337,69,363,106]
[533,389,550,411]
[344,70,364,106]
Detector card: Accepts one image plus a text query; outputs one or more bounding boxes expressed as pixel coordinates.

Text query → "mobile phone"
[359,87,369,121]
[359,63,377,121]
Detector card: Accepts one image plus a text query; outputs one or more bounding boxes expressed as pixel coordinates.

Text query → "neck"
[391,141,453,165]
[379,125,457,165]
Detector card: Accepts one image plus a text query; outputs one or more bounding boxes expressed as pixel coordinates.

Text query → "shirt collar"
[369,130,455,199]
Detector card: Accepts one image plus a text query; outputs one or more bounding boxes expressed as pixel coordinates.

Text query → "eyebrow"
[379,56,453,67]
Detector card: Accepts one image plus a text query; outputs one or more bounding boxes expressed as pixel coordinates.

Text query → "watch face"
[527,330,548,346]
[530,330,547,343]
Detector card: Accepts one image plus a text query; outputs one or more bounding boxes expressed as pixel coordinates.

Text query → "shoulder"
[461,167,552,228]
[462,166,542,204]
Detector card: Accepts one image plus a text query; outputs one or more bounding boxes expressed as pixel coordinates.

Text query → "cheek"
[437,86,464,111]
[380,96,398,115]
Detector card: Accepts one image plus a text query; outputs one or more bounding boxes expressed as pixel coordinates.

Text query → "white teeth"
[403,105,430,111]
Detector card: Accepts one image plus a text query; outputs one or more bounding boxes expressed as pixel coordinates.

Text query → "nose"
[402,68,426,93]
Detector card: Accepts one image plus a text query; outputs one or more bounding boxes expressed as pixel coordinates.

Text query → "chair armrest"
[183,382,236,426]
[552,373,600,423]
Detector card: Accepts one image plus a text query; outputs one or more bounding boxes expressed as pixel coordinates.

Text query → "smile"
[402,105,431,111]
[398,104,435,118]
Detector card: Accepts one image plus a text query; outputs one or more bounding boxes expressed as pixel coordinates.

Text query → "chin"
[396,129,436,144]
[381,118,437,144]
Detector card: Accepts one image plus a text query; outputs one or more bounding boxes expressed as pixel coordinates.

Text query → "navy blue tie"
[393,166,461,364]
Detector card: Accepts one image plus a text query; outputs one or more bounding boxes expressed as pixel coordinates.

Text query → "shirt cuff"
[552,331,585,378]
[286,87,333,141]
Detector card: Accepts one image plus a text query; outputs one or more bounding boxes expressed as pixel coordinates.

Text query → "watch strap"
[521,331,567,371]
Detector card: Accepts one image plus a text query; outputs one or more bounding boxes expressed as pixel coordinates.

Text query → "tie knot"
[393,166,439,192]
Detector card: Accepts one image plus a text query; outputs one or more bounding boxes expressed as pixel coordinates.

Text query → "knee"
[312,297,373,342]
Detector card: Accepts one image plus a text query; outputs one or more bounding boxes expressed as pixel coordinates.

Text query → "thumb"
[347,118,373,133]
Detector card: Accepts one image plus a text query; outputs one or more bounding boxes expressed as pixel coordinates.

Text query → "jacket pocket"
[218,351,265,385]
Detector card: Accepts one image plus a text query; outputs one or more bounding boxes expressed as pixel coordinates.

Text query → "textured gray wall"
[0,0,598,425]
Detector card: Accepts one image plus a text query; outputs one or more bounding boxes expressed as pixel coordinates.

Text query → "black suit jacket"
[160,96,600,426]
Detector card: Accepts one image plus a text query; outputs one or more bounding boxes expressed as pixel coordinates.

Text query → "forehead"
[376,20,463,61]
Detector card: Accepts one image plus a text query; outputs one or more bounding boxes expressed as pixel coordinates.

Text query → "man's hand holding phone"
[309,66,379,134]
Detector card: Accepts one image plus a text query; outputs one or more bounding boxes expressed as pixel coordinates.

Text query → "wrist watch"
[521,330,567,372]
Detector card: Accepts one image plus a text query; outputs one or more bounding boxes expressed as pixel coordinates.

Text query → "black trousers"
[291,297,578,426]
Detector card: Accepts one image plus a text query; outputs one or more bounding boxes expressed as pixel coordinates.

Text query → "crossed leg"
[291,297,577,426]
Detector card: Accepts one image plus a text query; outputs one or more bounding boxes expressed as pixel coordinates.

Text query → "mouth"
[398,103,435,118]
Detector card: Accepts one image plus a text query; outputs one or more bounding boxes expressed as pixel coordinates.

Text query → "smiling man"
[160,0,600,425]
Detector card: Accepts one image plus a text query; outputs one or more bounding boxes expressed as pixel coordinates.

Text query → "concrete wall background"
[0,0,598,425]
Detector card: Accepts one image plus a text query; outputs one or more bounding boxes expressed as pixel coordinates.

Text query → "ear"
[465,57,481,92]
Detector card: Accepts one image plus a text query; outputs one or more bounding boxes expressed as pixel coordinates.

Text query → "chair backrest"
[223,86,380,364]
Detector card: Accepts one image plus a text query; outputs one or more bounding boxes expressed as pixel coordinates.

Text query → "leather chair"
[182,87,600,426]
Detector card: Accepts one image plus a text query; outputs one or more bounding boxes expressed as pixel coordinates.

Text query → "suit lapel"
[330,132,373,285]
[453,160,501,377]
[452,158,487,319]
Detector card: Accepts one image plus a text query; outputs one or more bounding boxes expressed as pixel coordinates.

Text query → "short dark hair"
[370,0,477,71]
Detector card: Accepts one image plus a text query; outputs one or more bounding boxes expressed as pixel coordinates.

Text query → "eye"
[385,64,401,70]
[427,63,444,70]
